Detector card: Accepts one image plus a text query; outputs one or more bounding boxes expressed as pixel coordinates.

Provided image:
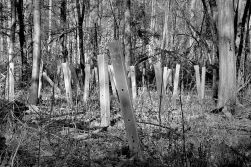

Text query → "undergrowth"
[0,87,250,167]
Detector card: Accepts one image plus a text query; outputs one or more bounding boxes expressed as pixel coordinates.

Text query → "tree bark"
[109,41,141,157]
[201,0,219,103]
[149,0,156,62]
[60,0,72,105]
[29,0,41,105]
[47,0,52,52]
[16,0,27,85]
[7,0,16,101]
[76,0,86,89]
[161,1,169,50]
[0,0,3,54]
[236,0,251,82]
[124,0,132,71]
[217,0,236,110]
[60,0,67,62]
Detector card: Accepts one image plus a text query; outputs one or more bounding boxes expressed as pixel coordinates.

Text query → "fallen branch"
[42,72,61,92]
[137,121,180,134]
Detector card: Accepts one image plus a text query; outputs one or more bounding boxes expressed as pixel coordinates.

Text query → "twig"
[158,67,164,129]
[179,66,187,166]
[47,84,55,144]
[137,121,178,133]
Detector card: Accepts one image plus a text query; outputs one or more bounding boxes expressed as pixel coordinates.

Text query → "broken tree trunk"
[108,65,117,96]
[98,54,110,127]
[62,62,73,105]
[194,65,206,100]
[194,65,202,99]
[38,60,43,99]
[83,64,90,103]
[108,40,141,157]
[142,68,146,91]
[172,64,180,107]
[42,71,60,92]
[154,62,164,97]
[201,66,206,99]
[130,66,137,101]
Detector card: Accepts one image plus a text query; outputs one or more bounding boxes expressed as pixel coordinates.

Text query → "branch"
[237,75,251,93]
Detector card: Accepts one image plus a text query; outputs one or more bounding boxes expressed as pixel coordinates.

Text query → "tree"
[124,0,132,71]
[16,0,27,85]
[29,0,41,105]
[7,0,16,101]
[236,0,251,89]
[61,0,72,105]
[47,0,52,52]
[217,0,236,110]
[60,0,67,62]
[76,0,87,89]
[149,0,156,62]
[0,1,3,55]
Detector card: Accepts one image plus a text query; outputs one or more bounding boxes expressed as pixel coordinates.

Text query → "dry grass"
[0,87,250,167]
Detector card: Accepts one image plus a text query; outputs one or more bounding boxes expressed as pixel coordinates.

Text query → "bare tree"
[76,0,87,89]
[124,0,132,71]
[217,0,236,110]
[7,0,16,101]
[236,0,251,87]
[60,0,72,105]
[60,0,67,62]
[149,0,156,62]
[47,0,52,52]
[16,0,27,85]
[29,0,41,105]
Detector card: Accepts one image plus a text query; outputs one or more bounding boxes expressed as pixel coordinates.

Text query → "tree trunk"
[149,0,156,62]
[217,0,236,110]
[76,0,86,89]
[124,0,132,71]
[61,0,72,105]
[7,0,16,101]
[60,0,67,62]
[109,41,141,157]
[62,62,72,105]
[161,1,169,50]
[236,0,251,88]
[47,0,52,52]
[0,0,3,55]
[16,0,27,85]
[93,22,99,58]
[29,0,41,105]
[98,54,110,127]
[201,0,219,103]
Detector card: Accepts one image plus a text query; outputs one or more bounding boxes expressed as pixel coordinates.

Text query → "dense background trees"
[0,0,251,166]
[0,0,250,105]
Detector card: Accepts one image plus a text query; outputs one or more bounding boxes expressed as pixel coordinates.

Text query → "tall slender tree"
[124,0,132,71]
[16,0,27,85]
[7,0,16,101]
[61,0,67,62]
[47,0,52,52]
[149,0,156,61]
[236,0,251,86]
[60,0,73,105]
[217,0,236,110]
[29,0,41,105]
[0,0,3,55]
[76,0,86,88]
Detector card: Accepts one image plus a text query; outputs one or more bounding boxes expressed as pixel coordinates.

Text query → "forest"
[0,0,251,166]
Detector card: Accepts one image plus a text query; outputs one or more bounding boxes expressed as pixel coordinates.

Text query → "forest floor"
[0,87,251,167]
